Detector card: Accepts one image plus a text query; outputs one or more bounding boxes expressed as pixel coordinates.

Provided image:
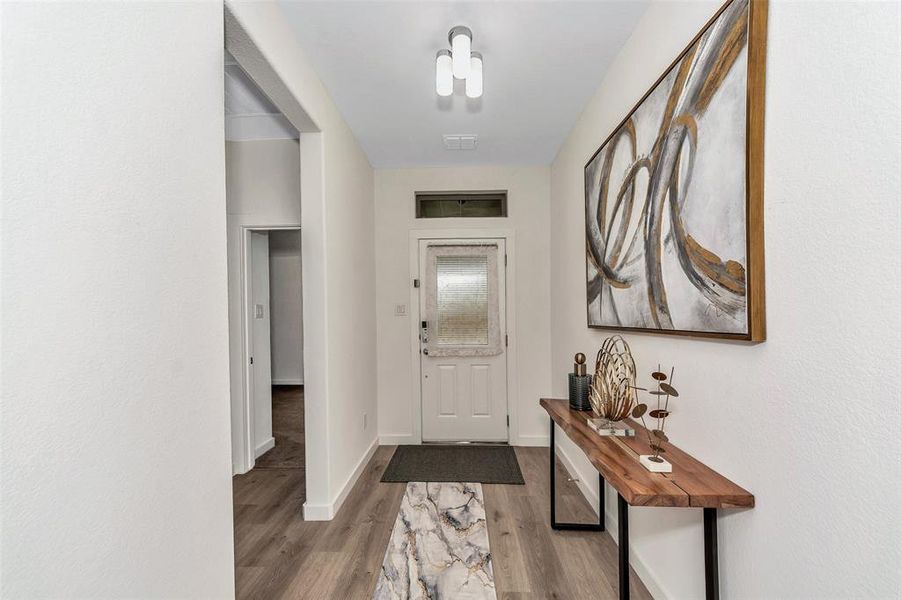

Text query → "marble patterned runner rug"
[373,482,496,600]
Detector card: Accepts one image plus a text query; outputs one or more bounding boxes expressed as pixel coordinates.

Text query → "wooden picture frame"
[583,0,767,341]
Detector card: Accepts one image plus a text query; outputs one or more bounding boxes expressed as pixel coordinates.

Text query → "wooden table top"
[541,398,754,509]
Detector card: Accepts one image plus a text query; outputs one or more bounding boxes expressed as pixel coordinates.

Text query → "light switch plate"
[255,304,264,319]
[394,304,407,316]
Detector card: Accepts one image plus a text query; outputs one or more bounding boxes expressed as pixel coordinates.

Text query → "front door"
[419,239,508,442]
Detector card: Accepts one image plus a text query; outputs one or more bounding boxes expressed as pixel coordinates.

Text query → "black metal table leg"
[549,418,556,524]
[549,418,605,531]
[598,470,605,528]
[704,508,719,600]
[618,493,630,600]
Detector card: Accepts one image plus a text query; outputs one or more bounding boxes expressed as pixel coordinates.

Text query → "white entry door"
[419,239,508,442]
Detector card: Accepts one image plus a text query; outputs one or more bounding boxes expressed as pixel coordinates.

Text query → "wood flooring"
[233,445,652,600]
[254,386,305,471]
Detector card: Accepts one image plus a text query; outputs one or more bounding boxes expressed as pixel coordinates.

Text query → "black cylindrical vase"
[568,374,592,411]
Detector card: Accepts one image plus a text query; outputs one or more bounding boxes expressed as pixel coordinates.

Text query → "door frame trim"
[408,228,519,445]
[239,225,301,473]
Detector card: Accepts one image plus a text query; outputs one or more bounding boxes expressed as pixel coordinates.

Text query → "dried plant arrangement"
[631,366,679,472]
[587,335,638,436]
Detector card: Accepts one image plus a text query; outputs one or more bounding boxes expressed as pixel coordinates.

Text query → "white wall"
[269,230,304,384]
[225,139,301,473]
[226,139,301,218]
[0,2,235,597]
[226,1,377,520]
[375,167,552,446]
[549,1,901,598]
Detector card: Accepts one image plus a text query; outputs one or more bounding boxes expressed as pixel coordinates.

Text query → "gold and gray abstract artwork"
[585,0,752,336]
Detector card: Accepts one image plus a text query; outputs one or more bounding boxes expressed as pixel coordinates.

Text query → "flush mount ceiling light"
[435,25,482,98]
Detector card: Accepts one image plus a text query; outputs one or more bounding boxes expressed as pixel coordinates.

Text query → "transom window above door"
[415,191,507,218]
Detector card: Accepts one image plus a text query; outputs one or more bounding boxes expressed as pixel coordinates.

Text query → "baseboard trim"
[301,502,333,521]
[253,436,275,458]
[379,434,419,445]
[555,443,669,600]
[513,434,549,447]
[272,379,304,385]
[303,437,379,521]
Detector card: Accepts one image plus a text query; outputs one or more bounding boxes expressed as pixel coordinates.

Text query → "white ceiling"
[225,52,298,141]
[277,1,648,167]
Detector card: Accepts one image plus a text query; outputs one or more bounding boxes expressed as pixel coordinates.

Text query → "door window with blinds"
[424,244,502,356]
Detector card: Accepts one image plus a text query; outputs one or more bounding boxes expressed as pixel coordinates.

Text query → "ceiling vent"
[443,134,478,151]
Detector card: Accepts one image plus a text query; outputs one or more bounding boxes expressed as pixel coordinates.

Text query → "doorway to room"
[245,228,304,471]
[223,47,304,479]
[224,20,320,584]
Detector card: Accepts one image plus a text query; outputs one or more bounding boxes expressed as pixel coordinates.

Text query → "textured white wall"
[549,1,901,598]
[269,230,304,384]
[374,166,552,445]
[0,2,235,597]
[226,139,301,218]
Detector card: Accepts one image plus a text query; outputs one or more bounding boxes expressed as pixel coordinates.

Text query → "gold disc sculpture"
[589,335,638,425]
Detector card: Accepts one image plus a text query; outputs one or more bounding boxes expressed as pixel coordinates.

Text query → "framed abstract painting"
[584,0,767,341]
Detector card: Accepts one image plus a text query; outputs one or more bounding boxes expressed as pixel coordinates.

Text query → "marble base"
[640,455,672,473]
[374,482,496,600]
[587,418,635,437]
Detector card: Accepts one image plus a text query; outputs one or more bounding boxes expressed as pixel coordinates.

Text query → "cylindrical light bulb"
[466,52,483,98]
[449,26,472,79]
[436,50,453,96]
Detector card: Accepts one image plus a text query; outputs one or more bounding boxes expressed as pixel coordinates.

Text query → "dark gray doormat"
[381,445,524,485]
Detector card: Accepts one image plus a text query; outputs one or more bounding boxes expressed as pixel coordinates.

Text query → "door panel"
[471,365,490,416]
[250,231,273,457]
[438,364,457,416]
[419,239,507,442]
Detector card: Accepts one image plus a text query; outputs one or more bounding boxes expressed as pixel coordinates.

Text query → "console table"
[540,398,754,600]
